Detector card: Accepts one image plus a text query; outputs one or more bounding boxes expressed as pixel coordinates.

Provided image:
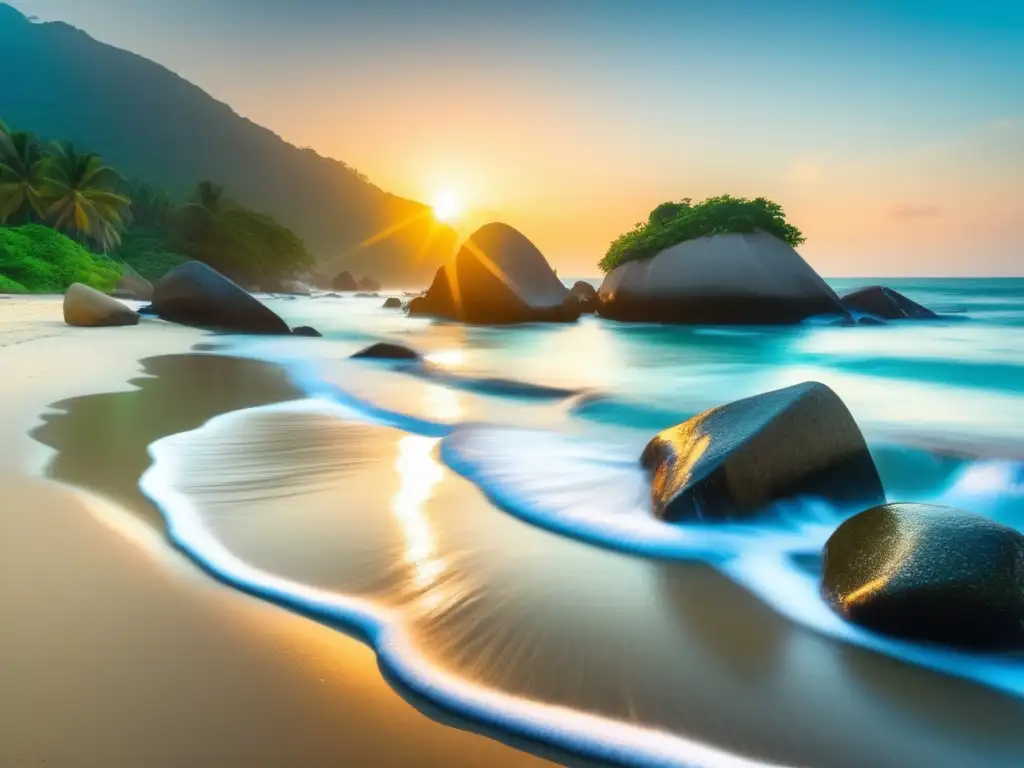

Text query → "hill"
[0,3,455,286]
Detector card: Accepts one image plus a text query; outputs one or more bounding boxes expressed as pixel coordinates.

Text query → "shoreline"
[0,296,553,767]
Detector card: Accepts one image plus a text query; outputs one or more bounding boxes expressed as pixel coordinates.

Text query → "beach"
[0,296,552,768]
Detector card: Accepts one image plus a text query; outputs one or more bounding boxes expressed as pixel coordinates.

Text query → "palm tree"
[41,143,131,251]
[0,122,50,224]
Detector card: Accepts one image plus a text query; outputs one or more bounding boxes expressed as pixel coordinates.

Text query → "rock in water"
[64,283,140,327]
[822,503,1024,650]
[841,286,937,320]
[641,382,884,522]
[569,280,598,313]
[598,232,846,324]
[407,223,579,324]
[152,261,290,334]
[351,342,420,360]
[358,276,382,291]
[292,326,322,337]
[382,297,403,309]
[332,271,358,291]
[111,272,153,300]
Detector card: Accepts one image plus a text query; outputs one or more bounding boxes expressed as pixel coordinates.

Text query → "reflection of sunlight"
[425,349,466,369]
[392,436,446,591]
[425,382,464,421]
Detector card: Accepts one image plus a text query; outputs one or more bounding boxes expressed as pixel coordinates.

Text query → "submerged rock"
[64,283,140,327]
[382,297,403,309]
[598,232,846,325]
[841,286,937,320]
[332,271,358,291]
[351,342,420,360]
[641,382,884,522]
[822,503,1024,650]
[152,261,290,334]
[408,223,579,324]
[569,281,598,313]
[292,326,322,337]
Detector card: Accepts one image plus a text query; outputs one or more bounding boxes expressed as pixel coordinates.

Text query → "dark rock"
[332,271,358,291]
[351,342,420,360]
[152,261,291,334]
[358,276,382,292]
[406,295,428,315]
[841,286,938,320]
[598,233,847,325]
[641,382,884,522]
[356,292,379,298]
[407,223,579,324]
[112,272,153,300]
[64,283,140,327]
[137,303,157,316]
[382,297,403,309]
[292,326,322,337]
[569,280,598,313]
[822,503,1024,650]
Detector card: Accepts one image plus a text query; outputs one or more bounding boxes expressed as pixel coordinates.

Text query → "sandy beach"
[0,296,551,768]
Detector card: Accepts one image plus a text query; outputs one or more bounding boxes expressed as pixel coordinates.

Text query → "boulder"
[840,286,937,320]
[332,271,358,291]
[598,232,846,324]
[569,280,598,313]
[292,326,322,337]
[351,342,420,360]
[641,382,884,522]
[358,276,382,292]
[822,503,1024,650]
[407,223,579,324]
[152,261,291,334]
[382,297,403,309]
[63,283,140,327]
[111,272,153,300]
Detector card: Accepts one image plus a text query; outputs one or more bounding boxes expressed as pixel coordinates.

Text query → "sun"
[431,189,464,223]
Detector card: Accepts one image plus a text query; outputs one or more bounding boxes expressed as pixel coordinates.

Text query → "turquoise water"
[141,279,1024,768]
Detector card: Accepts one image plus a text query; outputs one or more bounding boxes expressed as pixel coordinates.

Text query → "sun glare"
[431,189,464,223]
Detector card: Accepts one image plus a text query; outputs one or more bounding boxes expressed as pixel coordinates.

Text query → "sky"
[9,0,1024,276]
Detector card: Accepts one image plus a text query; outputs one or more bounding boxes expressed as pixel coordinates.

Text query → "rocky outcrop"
[598,232,846,324]
[840,286,937,320]
[641,382,884,522]
[822,503,1024,650]
[111,272,153,300]
[152,261,290,334]
[63,283,140,327]
[382,297,403,309]
[292,326,322,337]
[407,223,579,324]
[358,276,381,292]
[351,342,420,360]
[332,271,358,291]
[569,281,598,313]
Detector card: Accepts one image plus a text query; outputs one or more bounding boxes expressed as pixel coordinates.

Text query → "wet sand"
[0,297,551,767]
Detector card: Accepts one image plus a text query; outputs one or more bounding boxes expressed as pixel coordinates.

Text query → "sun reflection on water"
[392,436,446,593]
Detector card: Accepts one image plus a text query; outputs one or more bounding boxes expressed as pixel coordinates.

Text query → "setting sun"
[431,189,464,223]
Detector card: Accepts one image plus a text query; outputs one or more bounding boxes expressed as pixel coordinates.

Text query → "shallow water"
[79,281,1024,765]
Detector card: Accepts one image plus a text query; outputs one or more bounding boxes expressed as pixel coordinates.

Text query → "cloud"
[889,203,942,219]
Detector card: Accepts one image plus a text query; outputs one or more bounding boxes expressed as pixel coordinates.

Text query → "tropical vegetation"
[600,195,806,273]
[0,225,121,293]
[1,118,313,292]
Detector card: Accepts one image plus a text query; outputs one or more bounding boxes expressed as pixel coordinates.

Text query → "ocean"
[140,278,1024,767]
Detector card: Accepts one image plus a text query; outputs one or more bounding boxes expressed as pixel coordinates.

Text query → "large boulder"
[569,280,598,313]
[111,272,153,300]
[382,297,403,309]
[152,261,291,334]
[598,232,846,324]
[407,223,579,324]
[358,276,381,292]
[822,503,1024,650]
[641,382,884,522]
[351,342,420,360]
[840,286,937,320]
[63,283,140,327]
[332,271,358,291]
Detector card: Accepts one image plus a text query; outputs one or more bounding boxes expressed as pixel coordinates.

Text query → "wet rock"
[351,342,420,360]
[569,281,598,313]
[152,261,290,334]
[641,382,884,522]
[382,297,403,309]
[63,283,140,327]
[332,271,358,291]
[407,223,579,324]
[292,326,322,337]
[822,503,1024,650]
[841,286,937,320]
[598,233,846,324]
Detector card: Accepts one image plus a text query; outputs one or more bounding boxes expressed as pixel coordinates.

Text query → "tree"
[41,143,131,252]
[0,122,50,224]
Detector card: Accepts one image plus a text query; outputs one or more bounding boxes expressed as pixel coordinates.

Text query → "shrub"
[0,225,122,293]
[0,274,27,293]
[600,195,805,273]
[113,226,188,282]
